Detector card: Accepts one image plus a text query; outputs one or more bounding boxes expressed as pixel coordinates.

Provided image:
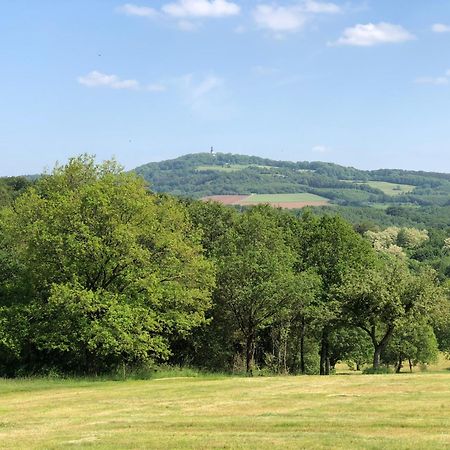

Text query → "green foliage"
[0,156,214,375]
[1,153,449,378]
[337,256,445,370]
[383,320,439,371]
[213,206,297,372]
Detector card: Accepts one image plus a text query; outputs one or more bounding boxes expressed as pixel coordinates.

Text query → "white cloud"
[253,1,340,35]
[312,145,330,153]
[415,69,450,86]
[432,23,450,33]
[78,71,140,89]
[253,5,307,33]
[177,19,198,31]
[175,73,226,114]
[303,0,340,14]
[78,71,166,92]
[162,0,240,18]
[415,77,448,86]
[191,75,223,99]
[146,83,167,92]
[253,65,280,76]
[331,22,415,47]
[116,3,157,17]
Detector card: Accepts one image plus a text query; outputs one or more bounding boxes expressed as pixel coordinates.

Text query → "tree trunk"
[356,363,360,371]
[320,331,329,375]
[371,325,395,371]
[325,356,331,375]
[409,358,413,373]
[283,332,288,374]
[300,319,306,374]
[396,357,402,373]
[373,346,382,370]
[245,334,254,375]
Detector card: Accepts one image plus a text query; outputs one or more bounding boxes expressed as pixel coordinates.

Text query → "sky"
[1,0,450,175]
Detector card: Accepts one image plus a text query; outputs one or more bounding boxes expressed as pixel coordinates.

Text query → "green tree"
[337,257,443,370]
[383,319,439,372]
[214,206,296,373]
[295,212,375,374]
[0,156,214,374]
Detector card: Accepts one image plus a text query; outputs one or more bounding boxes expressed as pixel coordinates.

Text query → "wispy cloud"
[178,73,224,103]
[162,0,240,18]
[252,1,341,37]
[312,145,331,153]
[174,73,233,118]
[302,0,340,14]
[146,83,167,92]
[432,23,450,33]
[252,65,280,76]
[78,71,165,92]
[253,5,307,34]
[331,22,415,47]
[116,3,158,18]
[78,71,140,89]
[118,1,240,31]
[415,70,450,86]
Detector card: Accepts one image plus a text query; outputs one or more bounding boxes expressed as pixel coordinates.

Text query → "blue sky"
[1,0,450,175]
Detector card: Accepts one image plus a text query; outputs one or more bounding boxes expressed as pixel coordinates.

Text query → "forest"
[0,155,449,377]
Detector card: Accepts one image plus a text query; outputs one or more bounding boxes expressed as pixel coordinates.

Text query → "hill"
[135,152,450,209]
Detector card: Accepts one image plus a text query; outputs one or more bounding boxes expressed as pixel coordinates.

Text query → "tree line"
[0,156,449,376]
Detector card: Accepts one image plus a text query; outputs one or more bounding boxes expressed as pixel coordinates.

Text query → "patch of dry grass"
[1,373,450,449]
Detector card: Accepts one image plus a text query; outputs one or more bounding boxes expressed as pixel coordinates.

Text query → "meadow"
[241,193,329,204]
[1,370,450,449]
[363,181,416,196]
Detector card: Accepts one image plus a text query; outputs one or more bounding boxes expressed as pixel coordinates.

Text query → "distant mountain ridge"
[134,152,450,208]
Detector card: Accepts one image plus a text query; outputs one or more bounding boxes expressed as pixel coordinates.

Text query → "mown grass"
[1,370,450,449]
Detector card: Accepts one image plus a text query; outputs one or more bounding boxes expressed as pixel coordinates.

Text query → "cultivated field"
[1,372,450,449]
[203,193,330,209]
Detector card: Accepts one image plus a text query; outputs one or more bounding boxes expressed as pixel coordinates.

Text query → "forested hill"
[134,152,450,208]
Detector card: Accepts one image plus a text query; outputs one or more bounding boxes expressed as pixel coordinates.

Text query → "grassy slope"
[364,181,416,196]
[241,193,329,203]
[196,165,274,172]
[2,373,450,449]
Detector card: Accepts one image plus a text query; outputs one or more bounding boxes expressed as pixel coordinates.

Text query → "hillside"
[135,152,450,209]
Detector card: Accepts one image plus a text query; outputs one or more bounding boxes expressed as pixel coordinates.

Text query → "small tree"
[337,257,444,370]
[383,319,439,372]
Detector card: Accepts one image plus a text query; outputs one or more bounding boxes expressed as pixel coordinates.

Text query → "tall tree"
[214,206,296,373]
[294,212,375,374]
[0,156,214,374]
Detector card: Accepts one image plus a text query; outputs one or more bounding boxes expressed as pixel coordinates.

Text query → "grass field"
[241,193,329,203]
[364,181,416,196]
[2,371,450,449]
[196,165,275,172]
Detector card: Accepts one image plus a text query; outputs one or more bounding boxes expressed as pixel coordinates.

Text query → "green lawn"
[364,181,416,196]
[2,372,450,449]
[241,193,329,204]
